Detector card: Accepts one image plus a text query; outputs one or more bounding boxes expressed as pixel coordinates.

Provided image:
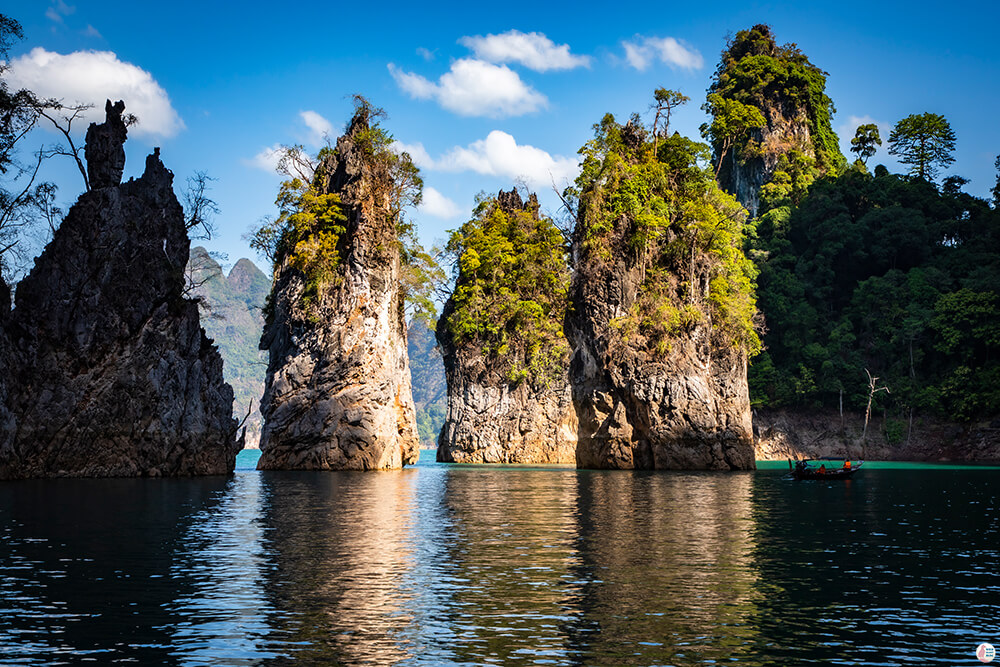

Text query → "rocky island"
[256,102,420,470]
[436,189,576,464]
[0,101,241,479]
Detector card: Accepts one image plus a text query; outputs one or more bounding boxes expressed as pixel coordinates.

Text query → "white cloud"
[82,24,102,39]
[6,47,183,138]
[459,30,590,72]
[299,110,332,145]
[390,140,435,170]
[398,131,579,189]
[416,47,435,61]
[419,187,461,219]
[621,36,703,71]
[389,59,547,118]
[246,144,284,173]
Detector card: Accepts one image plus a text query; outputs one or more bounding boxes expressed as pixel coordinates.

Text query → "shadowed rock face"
[566,211,755,471]
[0,101,241,479]
[436,189,577,464]
[257,110,419,470]
[84,99,128,190]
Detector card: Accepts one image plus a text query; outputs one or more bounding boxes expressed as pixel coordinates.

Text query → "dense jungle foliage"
[749,161,1000,425]
[439,191,570,386]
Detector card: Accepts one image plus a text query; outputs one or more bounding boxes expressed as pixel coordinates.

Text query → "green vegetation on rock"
[571,101,761,357]
[439,190,570,385]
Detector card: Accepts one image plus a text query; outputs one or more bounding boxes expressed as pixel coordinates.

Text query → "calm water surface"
[1,450,998,665]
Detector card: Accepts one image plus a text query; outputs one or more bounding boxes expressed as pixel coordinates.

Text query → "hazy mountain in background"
[188,247,270,448]
[408,321,446,450]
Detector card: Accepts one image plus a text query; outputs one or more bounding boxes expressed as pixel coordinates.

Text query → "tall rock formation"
[0,101,241,479]
[0,277,12,458]
[257,106,419,470]
[707,25,845,217]
[566,116,758,470]
[436,190,576,464]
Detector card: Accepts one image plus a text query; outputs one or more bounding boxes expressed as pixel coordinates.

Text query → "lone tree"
[887,112,956,181]
[850,123,882,166]
[650,88,689,153]
[992,154,999,207]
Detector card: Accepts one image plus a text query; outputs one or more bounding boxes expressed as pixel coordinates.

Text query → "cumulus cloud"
[246,144,285,173]
[300,110,332,145]
[390,140,435,170]
[621,36,703,71]
[419,187,461,219]
[393,131,579,189]
[6,47,183,138]
[459,30,590,72]
[388,59,547,118]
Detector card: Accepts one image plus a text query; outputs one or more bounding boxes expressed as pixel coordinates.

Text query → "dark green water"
[1,450,998,665]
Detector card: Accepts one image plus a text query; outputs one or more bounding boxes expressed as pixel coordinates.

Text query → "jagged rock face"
[84,99,128,190]
[566,231,755,471]
[0,103,240,479]
[0,277,12,457]
[722,104,813,217]
[257,113,419,470]
[436,190,577,464]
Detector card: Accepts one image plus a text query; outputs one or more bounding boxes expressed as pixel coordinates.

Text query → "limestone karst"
[0,100,241,479]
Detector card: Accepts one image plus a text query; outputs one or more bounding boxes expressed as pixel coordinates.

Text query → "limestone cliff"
[566,119,757,470]
[708,24,846,217]
[436,190,576,464]
[0,101,241,479]
[257,108,419,470]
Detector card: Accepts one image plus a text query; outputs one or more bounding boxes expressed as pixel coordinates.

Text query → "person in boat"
[818,464,826,474]
[843,460,852,470]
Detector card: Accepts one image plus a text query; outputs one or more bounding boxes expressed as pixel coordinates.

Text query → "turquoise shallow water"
[2,448,999,665]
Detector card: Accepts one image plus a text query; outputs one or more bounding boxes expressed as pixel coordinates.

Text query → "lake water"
[1,450,998,665]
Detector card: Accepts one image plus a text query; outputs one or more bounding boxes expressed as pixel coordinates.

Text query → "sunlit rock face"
[0,101,241,479]
[566,216,755,470]
[436,190,577,464]
[257,110,419,470]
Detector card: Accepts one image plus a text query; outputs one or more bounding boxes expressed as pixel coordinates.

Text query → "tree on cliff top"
[850,124,882,166]
[571,91,761,357]
[439,189,570,386]
[887,112,956,182]
[249,96,440,321]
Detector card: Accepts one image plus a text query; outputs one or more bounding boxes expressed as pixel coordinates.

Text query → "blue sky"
[5,0,999,271]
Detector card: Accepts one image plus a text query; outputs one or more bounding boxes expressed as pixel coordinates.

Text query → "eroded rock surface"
[566,200,755,470]
[257,110,419,470]
[436,190,576,464]
[0,101,241,479]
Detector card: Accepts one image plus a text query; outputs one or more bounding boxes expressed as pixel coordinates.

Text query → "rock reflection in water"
[0,476,229,664]
[567,471,760,665]
[255,469,421,664]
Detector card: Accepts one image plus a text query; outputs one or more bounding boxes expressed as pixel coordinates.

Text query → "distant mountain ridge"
[187,247,270,448]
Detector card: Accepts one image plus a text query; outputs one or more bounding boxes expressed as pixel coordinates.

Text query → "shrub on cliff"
[250,97,439,321]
